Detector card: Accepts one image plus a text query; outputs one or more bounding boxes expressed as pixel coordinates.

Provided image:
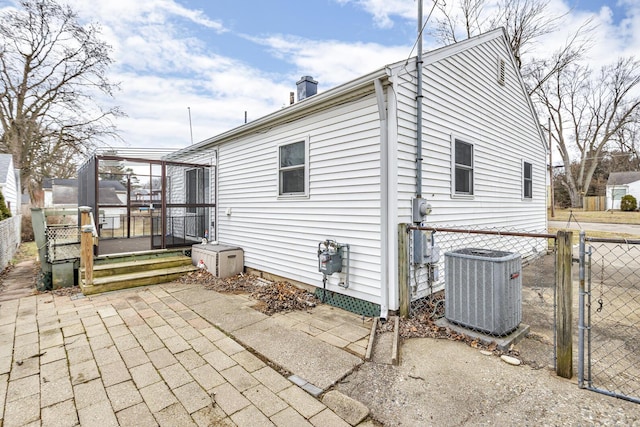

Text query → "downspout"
[416,0,424,198]
[374,78,389,321]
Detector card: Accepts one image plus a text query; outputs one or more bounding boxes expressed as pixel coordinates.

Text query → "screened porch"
[78,150,215,255]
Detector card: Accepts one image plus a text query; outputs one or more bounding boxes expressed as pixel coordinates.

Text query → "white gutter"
[374,77,389,320]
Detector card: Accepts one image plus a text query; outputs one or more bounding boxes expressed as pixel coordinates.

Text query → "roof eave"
[168,67,390,158]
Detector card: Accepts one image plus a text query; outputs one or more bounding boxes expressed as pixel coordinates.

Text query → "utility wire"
[404,0,440,66]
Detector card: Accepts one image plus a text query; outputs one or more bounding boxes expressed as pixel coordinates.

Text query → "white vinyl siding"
[394,35,546,232]
[173,93,384,305]
[392,33,547,302]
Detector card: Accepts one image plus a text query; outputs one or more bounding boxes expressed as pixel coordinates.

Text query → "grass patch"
[12,241,38,263]
[550,209,640,225]
[548,228,639,244]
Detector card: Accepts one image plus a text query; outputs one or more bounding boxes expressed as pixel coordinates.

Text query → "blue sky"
[2,0,639,150]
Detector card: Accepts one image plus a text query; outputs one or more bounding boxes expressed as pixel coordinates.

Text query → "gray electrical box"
[412,230,439,265]
[412,198,431,223]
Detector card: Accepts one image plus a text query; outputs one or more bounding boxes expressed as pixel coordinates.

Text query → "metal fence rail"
[579,233,640,404]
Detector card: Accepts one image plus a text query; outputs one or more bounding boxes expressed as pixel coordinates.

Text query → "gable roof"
[168,28,545,160]
[0,154,13,185]
[607,171,640,186]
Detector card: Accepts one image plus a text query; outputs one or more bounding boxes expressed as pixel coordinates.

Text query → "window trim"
[451,136,474,198]
[522,160,533,200]
[277,136,310,199]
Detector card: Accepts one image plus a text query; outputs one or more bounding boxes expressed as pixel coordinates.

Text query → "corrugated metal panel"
[175,92,383,304]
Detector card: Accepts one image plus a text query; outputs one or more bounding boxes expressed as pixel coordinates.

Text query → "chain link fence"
[402,224,557,364]
[580,235,640,404]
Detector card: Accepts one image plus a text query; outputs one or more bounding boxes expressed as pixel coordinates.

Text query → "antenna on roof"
[188,107,194,145]
[187,107,193,145]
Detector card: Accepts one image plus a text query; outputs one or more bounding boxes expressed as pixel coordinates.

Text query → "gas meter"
[317,239,350,289]
[318,240,343,275]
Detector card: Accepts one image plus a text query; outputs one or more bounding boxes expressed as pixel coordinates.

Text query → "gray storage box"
[445,248,522,336]
[192,244,244,278]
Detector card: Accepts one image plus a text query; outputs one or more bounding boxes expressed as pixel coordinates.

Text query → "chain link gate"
[579,232,640,404]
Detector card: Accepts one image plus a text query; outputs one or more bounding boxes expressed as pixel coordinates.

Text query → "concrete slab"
[193,303,267,332]
[435,318,531,351]
[233,318,362,390]
[322,390,369,426]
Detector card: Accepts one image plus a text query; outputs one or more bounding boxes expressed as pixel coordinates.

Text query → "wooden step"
[94,249,189,266]
[80,265,198,295]
[87,255,193,278]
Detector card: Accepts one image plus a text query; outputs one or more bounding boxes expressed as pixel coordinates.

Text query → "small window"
[279,139,308,196]
[452,138,474,196]
[523,161,533,199]
[612,188,627,200]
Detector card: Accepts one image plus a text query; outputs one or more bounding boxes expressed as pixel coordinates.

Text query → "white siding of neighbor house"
[606,180,640,210]
[394,34,547,231]
[173,93,384,305]
[0,158,18,216]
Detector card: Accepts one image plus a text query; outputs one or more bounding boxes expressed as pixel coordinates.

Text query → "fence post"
[578,231,586,387]
[398,223,409,318]
[79,207,94,287]
[556,230,573,379]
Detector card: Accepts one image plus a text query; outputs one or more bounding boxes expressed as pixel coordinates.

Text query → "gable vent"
[497,58,506,86]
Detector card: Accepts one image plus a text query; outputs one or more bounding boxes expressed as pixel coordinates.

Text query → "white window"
[452,138,474,196]
[523,161,533,199]
[278,138,309,197]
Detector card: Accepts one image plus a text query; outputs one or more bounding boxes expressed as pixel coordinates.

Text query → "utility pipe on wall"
[416,0,424,198]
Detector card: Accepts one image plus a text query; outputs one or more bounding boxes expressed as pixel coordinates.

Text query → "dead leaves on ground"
[178,271,319,315]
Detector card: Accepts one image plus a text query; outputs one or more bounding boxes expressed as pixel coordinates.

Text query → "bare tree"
[433,0,489,44]
[0,0,122,203]
[431,0,593,92]
[535,58,640,207]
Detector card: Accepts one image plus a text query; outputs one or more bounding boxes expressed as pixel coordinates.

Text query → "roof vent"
[497,58,506,86]
[296,76,318,101]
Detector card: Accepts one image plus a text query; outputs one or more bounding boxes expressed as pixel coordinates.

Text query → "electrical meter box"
[192,244,244,278]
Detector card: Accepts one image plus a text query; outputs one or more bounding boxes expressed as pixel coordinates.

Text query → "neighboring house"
[43,179,128,229]
[43,178,127,209]
[43,178,79,208]
[0,154,20,216]
[167,29,548,318]
[606,171,640,210]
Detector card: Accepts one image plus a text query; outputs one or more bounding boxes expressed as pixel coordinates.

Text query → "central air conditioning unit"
[191,244,244,278]
[445,248,522,336]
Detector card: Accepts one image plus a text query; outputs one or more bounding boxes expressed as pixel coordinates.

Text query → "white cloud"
[335,0,416,29]
[352,0,639,66]
[246,34,410,88]
[62,0,293,148]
